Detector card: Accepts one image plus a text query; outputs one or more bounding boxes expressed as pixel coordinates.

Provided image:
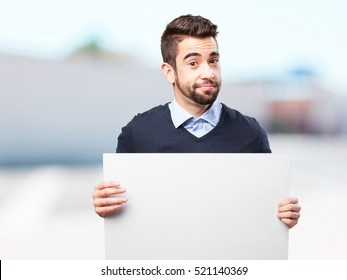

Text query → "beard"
[175,77,221,105]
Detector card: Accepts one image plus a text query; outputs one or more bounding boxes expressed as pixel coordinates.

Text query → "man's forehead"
[177,37,219,57]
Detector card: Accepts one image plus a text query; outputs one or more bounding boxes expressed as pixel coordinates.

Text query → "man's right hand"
[93,181,127,218]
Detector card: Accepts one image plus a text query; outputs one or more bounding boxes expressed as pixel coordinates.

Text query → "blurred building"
[0,50,171,166]
[222,67,346,135]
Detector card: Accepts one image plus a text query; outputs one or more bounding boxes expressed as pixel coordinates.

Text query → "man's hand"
[277,196,301,229]
[93,181,127,218]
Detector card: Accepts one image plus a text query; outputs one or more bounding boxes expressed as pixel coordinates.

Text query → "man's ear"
[161,63,176,84]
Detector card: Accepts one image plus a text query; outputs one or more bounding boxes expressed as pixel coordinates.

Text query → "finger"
[93,186,126,199]
[277,211,301,220]
[94,181,121,191]
[95,204,124,218]
[278,203,301,213]
[94,197,128,208]
[278,196,299,207]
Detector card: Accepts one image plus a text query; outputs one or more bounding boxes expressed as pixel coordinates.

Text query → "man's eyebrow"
[183,52,201,60]
[183,51,220,60]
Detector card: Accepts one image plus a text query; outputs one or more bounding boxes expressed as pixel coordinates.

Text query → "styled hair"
[160,14,218,70]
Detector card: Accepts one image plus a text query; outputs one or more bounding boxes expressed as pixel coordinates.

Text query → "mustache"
[193,79,219,88]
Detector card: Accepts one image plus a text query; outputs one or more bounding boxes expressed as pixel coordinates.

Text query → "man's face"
[173,36,221,106]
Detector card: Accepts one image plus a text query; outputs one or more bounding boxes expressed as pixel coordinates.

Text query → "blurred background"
[0,0,346,259]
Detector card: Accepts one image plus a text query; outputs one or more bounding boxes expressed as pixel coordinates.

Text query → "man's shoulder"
[126,103,171,128]
[221,103,258,125]
[135,103,169,118]
[220,103,271,153]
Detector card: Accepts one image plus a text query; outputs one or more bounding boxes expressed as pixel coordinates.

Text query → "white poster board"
[104,153,290,260]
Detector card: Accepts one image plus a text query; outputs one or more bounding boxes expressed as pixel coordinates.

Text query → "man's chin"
[192,94,218,105]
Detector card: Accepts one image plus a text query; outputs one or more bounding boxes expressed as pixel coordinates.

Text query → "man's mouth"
[198,85,214,91]
[195,80,218,89]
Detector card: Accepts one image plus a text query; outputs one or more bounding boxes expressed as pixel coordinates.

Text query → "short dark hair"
[160,14,219,70]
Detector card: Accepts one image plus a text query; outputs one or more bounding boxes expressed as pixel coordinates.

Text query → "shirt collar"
[168,99,222,128]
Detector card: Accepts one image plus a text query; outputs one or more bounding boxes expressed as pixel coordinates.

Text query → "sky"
[0,0,346,93]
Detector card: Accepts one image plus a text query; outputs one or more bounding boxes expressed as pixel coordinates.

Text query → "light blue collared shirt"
[168,99,222,138]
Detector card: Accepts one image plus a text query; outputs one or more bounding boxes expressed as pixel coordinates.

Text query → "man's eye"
[210,59,219,64]
[189,62,197,66]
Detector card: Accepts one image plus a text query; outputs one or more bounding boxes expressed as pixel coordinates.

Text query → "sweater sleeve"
[258,126,272,153]
[116,119,135,153]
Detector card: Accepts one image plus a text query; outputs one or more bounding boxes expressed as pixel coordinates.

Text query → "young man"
[93,15,301,228]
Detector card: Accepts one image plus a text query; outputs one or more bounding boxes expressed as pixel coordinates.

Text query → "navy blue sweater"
[116,103,271,153]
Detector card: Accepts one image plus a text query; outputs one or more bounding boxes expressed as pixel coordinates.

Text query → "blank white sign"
[104,153,290,260]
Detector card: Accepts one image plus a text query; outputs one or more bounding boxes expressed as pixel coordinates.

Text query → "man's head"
[161,15,221,112]
[161,14,219,70]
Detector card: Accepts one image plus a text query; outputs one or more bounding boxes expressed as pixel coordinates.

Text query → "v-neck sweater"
[116,103,271,153]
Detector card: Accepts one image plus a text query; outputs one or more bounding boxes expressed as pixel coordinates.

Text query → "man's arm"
[258,126,272,153]
[277,196,301,229]
[116,119,136,153]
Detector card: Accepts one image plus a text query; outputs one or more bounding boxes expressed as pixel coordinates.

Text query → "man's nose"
[200,63,215,79]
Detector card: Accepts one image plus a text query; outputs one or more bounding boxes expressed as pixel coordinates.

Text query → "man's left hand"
[278,196,301,229]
